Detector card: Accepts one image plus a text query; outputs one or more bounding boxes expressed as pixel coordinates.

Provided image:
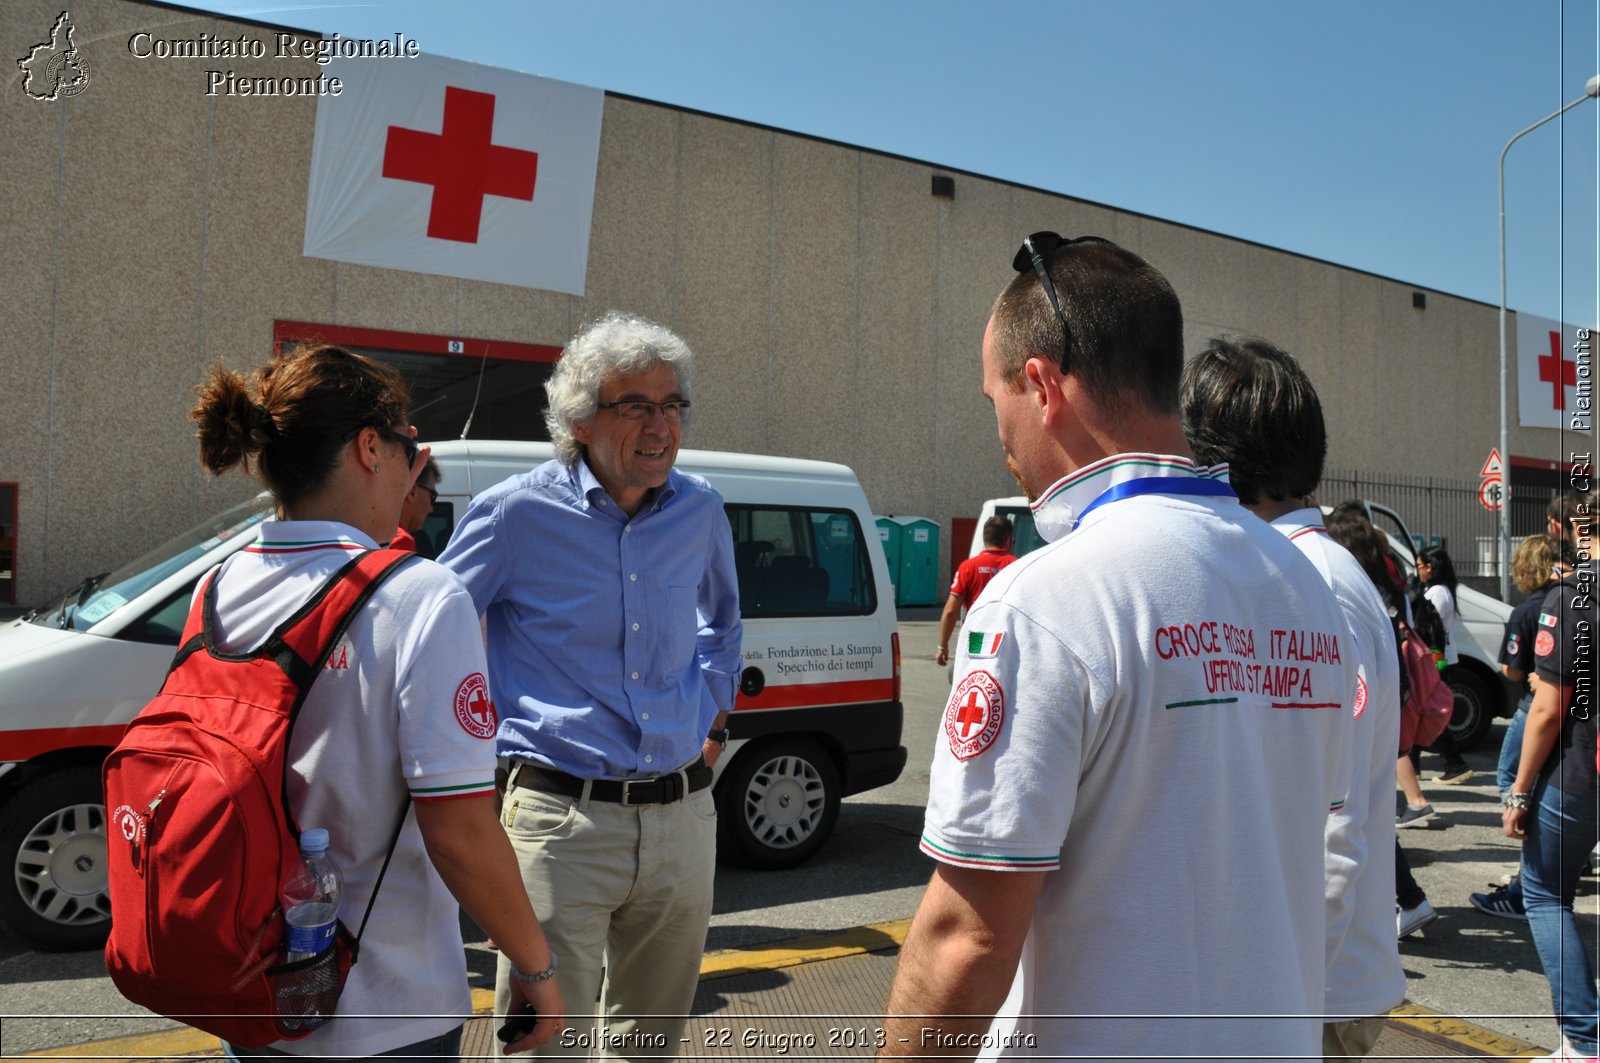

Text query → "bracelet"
[1505,792,1531,811]
[509,951,558,984]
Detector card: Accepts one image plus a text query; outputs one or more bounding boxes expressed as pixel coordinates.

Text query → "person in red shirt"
[389,457,441,553]
[936,515,1017,666]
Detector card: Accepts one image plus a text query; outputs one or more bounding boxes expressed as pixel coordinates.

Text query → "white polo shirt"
[923,456,1355,1060]
[204,521,499,1057]
[1272,509,1404,1022]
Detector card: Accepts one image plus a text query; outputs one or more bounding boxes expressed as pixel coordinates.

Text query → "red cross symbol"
[383,86,539,244]
[466,687,494,729]
[1539,329,1575,411]
[955,688,987,738]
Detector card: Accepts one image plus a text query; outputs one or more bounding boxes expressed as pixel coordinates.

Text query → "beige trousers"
[495,773,718,1061]
[1322,1015,1386,1062]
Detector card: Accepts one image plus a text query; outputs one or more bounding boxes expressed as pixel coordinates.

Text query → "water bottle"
[282,828,341,964]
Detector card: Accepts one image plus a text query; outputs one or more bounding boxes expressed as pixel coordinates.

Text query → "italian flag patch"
[1540,612,1558,627]
[967,631,1005,658]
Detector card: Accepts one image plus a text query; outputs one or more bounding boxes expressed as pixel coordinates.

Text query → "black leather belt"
[510,758,712,806]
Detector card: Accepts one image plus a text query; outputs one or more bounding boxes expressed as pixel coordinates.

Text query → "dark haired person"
[1411,544,1474,785]
[935,515,1017,667]
[189,345,562,1060]
[1504,490,1598,1062]
[390,456,442,553]
[881,236,1353,1059]
[1181,339,1402,1061]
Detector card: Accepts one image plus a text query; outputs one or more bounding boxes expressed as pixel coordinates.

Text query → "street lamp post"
[1496,74,1600,601]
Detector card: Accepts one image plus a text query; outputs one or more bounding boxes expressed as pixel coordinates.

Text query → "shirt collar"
[1269,506,1330,543]
[571,458,678,516]
[253,520,379,551]
[1029,453,1231,543]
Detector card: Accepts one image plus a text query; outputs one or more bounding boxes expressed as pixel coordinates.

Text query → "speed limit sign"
[1478,479,1503,511]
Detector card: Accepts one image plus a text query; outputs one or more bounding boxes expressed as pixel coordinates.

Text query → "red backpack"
[103,549,411,1047]
[1397,622,1454,753]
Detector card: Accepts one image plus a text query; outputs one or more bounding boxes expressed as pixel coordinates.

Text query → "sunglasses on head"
[344,425,418,469]
[1011,232,1110,374]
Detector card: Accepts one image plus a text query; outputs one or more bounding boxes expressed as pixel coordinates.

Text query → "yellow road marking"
[1387,1002,1550,1059]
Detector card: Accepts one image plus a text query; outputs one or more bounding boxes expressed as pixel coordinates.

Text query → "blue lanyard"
[1074,476,1237,526]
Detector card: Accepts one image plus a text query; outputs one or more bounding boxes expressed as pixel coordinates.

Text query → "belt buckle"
[620,778,642,805]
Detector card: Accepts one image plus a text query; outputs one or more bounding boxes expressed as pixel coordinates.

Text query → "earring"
[374,464,381,474]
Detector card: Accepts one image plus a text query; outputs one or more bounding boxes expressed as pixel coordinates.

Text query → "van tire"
[0,767,113,951]
[717,738,840,869]
[1444,666,1495,752]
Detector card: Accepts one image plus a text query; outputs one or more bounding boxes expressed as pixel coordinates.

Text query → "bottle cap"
[300,827,330,853]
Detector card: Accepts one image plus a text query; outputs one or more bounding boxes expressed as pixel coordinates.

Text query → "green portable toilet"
[874,517,902,602]
[878,515,940,606]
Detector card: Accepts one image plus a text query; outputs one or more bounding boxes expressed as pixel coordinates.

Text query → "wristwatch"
[707,727,731,749]
[1505,792,1531,811]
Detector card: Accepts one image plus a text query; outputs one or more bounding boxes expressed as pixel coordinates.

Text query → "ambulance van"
[0,441,904,949]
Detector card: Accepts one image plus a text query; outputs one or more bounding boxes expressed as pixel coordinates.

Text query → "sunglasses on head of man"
[1010,232,1111,375]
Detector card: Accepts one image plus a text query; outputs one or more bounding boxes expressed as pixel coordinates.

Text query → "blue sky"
[191,0,1599,325]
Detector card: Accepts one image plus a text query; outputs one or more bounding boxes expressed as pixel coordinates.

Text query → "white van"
[0,441,904,949]
[970,496,1515,750]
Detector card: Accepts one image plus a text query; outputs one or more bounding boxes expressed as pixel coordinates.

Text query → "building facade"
[2,0,1571,607]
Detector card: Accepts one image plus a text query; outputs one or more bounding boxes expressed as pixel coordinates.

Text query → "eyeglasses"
[595,399,691,422]
[417,482,439,504]
[345,425,418,468]
[1010,232,1109,374]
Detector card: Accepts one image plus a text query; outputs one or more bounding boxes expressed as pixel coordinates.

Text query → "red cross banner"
[303,55,603,294]
[1517,311,1595,430]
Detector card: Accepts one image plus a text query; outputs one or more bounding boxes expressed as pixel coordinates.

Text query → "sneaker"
[1398,899,1439,938]
[1470,879,1527,921]
[1396,803,1436,828]
[1434,765,1474,785]
[1528,1039,1599,1062]
[1489,866,1518,887]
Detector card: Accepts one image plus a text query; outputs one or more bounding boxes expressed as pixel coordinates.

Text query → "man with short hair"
[390,456,441,553]
[1181,337,1402,1062]
[439,311,742,1059]
[880,235,1353,1060]
[936,516,1017,667]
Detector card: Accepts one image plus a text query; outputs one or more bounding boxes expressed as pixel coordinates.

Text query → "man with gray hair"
[440,310,742,1058]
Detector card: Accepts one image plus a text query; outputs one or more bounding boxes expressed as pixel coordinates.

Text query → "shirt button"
[631,670,640,679]
[624,525,632,533]
[630,573,638,582]
[641,713,650,721]
[632,622,640,631]
[644,755,653,764]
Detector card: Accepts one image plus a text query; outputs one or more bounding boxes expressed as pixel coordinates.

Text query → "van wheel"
[1444,668,1495,752]
[717,738,840,869]
[0,767,112,951]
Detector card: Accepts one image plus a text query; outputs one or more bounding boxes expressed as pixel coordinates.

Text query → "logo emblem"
[112,803,144,845]
[1353,672,1368,719]
[944,670,1005,760]
[454,672,497,738]
[1535,630,1556,658]
[18,13,91,101]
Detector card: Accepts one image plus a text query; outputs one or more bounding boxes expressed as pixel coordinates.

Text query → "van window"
[414,500,457,560]
[994,505,1047,557]
[725,505,875,618]
[32,497,272,632]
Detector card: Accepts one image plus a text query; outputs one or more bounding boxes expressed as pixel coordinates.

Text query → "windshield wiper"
[57,571,109,629]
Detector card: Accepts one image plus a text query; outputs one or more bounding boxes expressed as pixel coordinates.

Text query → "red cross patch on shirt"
[944,670,1005,760]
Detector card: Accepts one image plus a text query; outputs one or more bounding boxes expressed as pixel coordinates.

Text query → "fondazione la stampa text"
[125,30,420,96]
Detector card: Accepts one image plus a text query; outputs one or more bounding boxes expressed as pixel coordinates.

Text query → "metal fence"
[1319,468,1548,602]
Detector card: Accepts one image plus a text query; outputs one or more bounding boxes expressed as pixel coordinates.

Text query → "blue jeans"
[1521,780,1600,1055]
[1497,706,1528,797]
[223,1025,463,1063]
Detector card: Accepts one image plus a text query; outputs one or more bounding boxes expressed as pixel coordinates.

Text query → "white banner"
[304,55,603,295]
[1517,312,1596,431]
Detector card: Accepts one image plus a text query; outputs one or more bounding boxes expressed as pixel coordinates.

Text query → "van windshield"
[32,496,273,632]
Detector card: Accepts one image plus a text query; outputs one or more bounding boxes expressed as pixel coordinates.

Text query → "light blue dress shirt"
[438,458,742,779]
